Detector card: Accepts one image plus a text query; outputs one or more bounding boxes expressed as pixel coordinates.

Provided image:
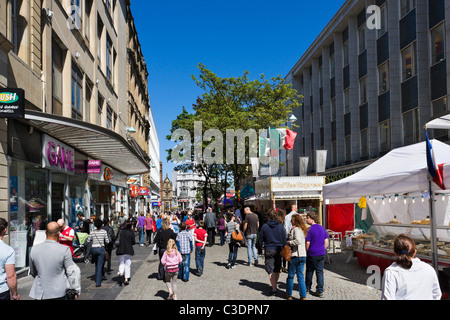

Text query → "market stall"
[323,140,450,275]
[251,176,325,223]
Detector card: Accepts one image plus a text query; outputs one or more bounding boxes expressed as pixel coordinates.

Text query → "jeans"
[305,255,326,294]
[195,246,206,275]
[91,247,105,286]
[245,234,258,264]
[286,256,307,298]
[218,229,225,246]
[178,253,191,280]
[138,227,144,245]
[228,243,239,266]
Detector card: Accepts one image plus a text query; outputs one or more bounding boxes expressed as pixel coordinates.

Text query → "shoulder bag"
[231,222,244,242]
[94,230,110,261]
[280,244,292,262]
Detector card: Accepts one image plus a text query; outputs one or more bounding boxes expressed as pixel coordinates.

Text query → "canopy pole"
[429,180,439,274]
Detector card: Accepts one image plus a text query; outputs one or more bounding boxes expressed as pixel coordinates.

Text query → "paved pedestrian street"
[18,235,381,301]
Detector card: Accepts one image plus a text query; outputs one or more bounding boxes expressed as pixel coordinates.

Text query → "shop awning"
[23,110,150,175]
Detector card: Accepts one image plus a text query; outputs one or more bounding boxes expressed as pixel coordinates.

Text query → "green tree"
[167,64,302,206]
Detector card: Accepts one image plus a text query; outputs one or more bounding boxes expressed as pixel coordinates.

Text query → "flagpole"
[426,127,439,274]
[429,179,439,274]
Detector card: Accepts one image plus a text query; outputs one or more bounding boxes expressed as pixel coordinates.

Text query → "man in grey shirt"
[203,208,217,247]
[29,221,81,300]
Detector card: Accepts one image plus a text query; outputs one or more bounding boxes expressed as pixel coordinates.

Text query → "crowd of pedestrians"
[0,204,444,301]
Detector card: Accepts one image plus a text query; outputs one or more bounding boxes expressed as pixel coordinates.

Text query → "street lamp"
[126,127,136,133]
[288,114,297,124]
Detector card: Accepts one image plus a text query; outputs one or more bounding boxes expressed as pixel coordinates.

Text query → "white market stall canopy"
[255,176,325,200]
[426,114,450,130]
[323,140,450,203]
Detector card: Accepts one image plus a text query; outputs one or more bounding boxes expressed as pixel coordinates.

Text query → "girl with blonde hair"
[161,239,182,300]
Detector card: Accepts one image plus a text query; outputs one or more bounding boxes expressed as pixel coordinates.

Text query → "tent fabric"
[326,204,354,235]
[323,140,450,201]
[426,114,450,129]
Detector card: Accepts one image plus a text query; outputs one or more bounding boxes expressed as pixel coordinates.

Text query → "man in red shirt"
[194,220,207,276]
[57,219,75,256]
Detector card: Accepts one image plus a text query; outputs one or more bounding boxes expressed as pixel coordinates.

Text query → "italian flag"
[270,128,297,150]
[259,136,271,157]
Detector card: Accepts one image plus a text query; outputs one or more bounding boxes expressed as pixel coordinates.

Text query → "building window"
[331,98,336,121]
[361,129,368,158]
[401,43,416,81]
[52,40,64,116]
[97,17,103,63]
[84,0,92,42]
[378,4,387,38]
[319,64,323,88]
[403,108,419,145]
[359,77,367,105]
[379,120,391,153]
[6,0,17,47]
[343,41,349,66]
[433,96,448,117]
[320,105,324,127]
[97,95,104,126]
[345,135,351,162]
[378,61,389,94]
[70,0,82,30]
[358,25,366,54]
[331,141,337,166]
[330,53,335,78]
[71,63,83,120]
[431,22,445,65]
[106,35,113,82]
[401,0,415,18]
[432,97,448,139]
[344,89,350,114]
[106,106,112,129]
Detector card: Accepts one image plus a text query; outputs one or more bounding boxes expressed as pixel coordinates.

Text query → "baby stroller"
[73,232,91,263]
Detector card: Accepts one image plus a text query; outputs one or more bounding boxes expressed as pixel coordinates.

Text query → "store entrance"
[93,203,109,220]
[51,183,64,222]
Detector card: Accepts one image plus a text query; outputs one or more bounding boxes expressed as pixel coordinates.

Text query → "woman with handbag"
[285,214,308,300]
[86,218,110,287]
[116,220,135,286]
[225,213,240,269]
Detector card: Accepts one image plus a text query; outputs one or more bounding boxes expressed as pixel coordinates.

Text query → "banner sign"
[0,88,25,118]
[42,134,75,175]
[87,160,102,173]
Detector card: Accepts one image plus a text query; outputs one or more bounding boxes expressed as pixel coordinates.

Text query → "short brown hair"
[306,211,319,223]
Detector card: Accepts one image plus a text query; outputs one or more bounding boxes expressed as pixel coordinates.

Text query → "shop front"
[251,176,325,223]
[7,111,150,274]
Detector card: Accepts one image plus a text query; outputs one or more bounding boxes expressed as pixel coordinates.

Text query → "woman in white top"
[381,234,441,300]
[285,214,308,300]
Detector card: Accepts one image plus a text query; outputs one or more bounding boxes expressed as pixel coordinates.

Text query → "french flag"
[426,130,445,190]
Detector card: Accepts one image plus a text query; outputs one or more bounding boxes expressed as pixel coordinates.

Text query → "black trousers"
[206,227,215,246]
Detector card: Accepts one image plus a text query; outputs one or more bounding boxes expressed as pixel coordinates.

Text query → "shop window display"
[9,161,48,269]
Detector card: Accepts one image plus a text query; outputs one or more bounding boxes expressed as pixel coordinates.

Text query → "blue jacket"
[260,220,287,250]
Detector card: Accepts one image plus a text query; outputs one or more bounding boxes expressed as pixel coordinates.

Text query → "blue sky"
[131,0,346,177]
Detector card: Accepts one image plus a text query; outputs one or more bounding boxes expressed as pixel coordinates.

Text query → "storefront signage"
[0,88,25,118]
[87,160,102,173]
[139,187,148,196]
[104,167,113,181]
[130,185,138,197]
[42,134,75,175]
[152,202,161,207]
